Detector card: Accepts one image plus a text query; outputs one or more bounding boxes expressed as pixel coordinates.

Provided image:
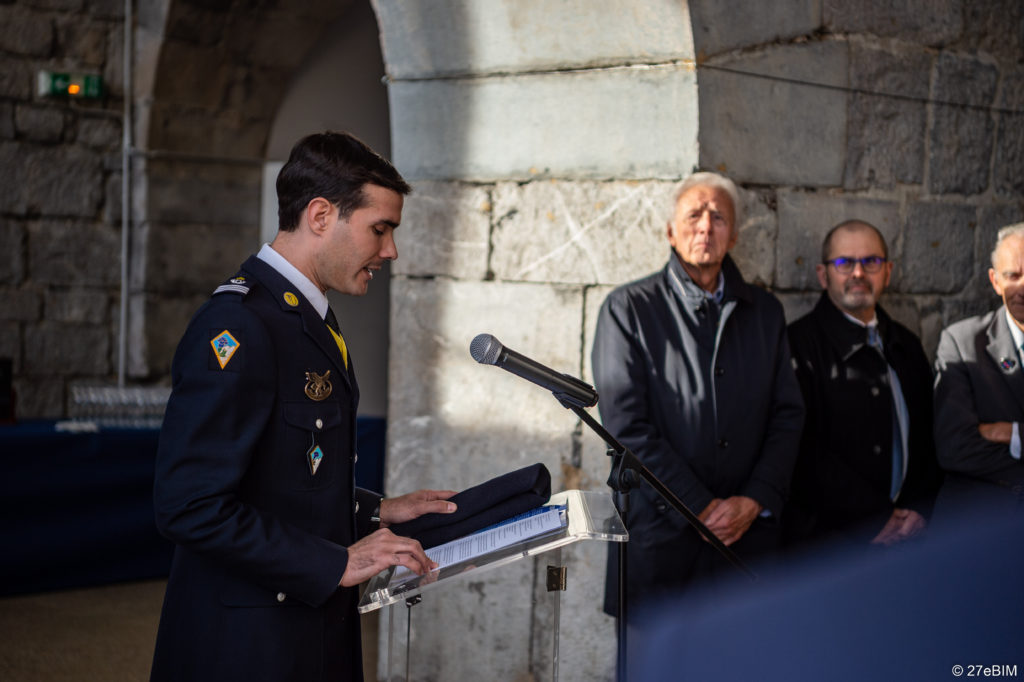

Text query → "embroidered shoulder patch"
[210,330,240,369]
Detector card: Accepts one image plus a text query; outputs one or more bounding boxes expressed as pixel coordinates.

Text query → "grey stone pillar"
[374,1,697,679]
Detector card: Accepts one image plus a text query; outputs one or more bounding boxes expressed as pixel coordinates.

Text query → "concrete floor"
[0,580,164,682]
[0,580,381,681]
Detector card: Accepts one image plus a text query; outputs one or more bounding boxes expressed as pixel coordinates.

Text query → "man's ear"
[882,260,894,288]
[305,197,334,236]
[815,263,828,290]
[989,268,1003,297]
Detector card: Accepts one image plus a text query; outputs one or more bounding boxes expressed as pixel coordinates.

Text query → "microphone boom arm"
[558,396,756,581]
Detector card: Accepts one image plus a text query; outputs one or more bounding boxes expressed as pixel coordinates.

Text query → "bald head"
[821,220,888,264]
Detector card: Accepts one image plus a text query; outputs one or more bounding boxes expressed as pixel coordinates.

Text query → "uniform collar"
[242,253,354,386]
[257,243,328,319]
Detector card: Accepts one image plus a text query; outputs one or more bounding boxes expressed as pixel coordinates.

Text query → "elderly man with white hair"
[933,222,1024,517]
[592,172,805,626]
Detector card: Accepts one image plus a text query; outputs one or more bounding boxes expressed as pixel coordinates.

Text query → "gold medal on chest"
[304,370,332,401]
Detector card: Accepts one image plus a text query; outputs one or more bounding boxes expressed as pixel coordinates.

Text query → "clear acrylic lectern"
[358,489,627,681]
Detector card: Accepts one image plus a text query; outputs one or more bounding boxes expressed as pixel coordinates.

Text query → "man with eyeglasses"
[932,223,1024,518]
[785,220,941,549]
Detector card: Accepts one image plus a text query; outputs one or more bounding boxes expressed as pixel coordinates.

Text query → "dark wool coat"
[786,293,942,546]
[592,254,804,614]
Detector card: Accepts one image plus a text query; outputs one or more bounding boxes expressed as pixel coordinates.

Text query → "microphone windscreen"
[470,333,502,365]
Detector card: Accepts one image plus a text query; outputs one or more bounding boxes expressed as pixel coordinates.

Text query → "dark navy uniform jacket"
[151,255,380,682]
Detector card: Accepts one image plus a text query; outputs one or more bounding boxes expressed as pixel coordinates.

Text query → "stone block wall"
[1,0,355,414]
[374,2,700,679]
[0,0,126,417]
[0,0,1022,678]
[696,0,1024,347]
[376,1,1024,680]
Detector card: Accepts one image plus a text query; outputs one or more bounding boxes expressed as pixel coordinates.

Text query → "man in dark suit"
[786,220,941,549]
[592,172,804,620]
[151,132,456,681]
[933,223,1024,518]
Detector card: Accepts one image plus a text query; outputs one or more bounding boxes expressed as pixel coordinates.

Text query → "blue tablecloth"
[0,417,386,596]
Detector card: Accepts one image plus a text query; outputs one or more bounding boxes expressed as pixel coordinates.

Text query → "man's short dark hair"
[821,219,889,263]
[276,131,412,232]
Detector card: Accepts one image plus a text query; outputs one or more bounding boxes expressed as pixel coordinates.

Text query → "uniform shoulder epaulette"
[212,273,254,297]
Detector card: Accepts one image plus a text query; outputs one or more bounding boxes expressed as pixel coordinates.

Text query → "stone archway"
[129,0,355,378]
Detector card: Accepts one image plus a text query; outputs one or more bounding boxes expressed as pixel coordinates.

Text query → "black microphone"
[470,333,598,408]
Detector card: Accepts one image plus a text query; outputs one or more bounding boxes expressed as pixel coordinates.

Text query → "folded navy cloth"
[390,463,551,549]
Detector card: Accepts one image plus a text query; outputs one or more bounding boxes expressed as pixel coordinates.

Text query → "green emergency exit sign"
[37,70,103,99]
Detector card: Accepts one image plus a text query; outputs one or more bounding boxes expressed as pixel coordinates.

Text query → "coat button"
[714,367,724,376]
[870,387,880,397]
[354,453,358,463]
[315,418,323,429]
[718,439,729,448]
[872,445,882,455]
[276,592,286,602]
[355,501,360,513]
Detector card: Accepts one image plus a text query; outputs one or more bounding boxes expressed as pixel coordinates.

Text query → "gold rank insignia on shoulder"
[210,330,240,369]
[304,370,332,401]
[283,291,299,307]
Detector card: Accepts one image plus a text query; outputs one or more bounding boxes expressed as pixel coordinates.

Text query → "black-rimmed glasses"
[824,256,887,274]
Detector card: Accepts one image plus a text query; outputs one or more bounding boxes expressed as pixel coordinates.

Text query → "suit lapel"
[985,307,1024,413]
[244,256,352,391]
[298,305,353,391]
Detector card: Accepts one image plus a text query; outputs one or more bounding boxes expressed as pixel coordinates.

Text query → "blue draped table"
[0,417,386,596]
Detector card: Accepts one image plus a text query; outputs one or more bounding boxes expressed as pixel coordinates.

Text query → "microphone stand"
[551,392,756,681]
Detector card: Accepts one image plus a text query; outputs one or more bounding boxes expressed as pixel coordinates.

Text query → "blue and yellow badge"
[210,330,240,369]
[307,444,324,475]
[283,291,299,307]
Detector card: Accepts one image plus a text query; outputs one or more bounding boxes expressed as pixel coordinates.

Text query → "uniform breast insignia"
[210,330,240,369]
[307,443,324,476]
[304,370,332,401]
[283,291,299,307]
[1001,357,1017,372]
